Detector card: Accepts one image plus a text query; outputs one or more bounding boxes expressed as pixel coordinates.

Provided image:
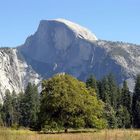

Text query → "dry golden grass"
[1,128,140,140]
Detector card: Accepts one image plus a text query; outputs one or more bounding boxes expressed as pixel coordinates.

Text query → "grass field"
[1,127,140,140]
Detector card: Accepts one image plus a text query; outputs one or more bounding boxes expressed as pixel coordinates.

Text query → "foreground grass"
[1,127,140,140]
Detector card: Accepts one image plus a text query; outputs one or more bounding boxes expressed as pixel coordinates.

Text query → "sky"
[0,0,140,47]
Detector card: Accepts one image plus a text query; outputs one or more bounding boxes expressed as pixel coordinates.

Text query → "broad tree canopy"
[39,74,106,131]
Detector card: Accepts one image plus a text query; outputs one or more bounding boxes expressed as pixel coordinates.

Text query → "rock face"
[0,48,41,101]
[19,19,140,86]
[19,19,97,80]
[0,18,140,99]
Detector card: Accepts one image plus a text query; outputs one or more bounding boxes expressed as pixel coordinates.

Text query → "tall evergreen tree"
[103,103,117,128]
[30,84,40,128]
[99,77,110,104]
[107,74,117,109]
[19,83,39,128]
[18,92,25,126]
[116,105,131,128]
[98,74,118,109]
[132,74,140,128]
[2,90,13,126]
[11,90,20,126]
[86,75,99,96]
[116,87,122,108]
[0,103,3,126]
[121,81,132,113]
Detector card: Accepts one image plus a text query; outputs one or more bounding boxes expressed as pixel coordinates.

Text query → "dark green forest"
[0,73,140,132]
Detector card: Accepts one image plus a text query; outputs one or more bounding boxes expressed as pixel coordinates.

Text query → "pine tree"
[18,92,25,126]
[29,84,40,128]
[1,90,21,127]
[19,83,39,128]
[132,74,140,128]
[86,75,99,96]
[99,77,110,104]
[103,103,117,128]
[116,105,131,128]
[2,90,13,126]
[0,103,3,126]
[98,74,118,109]
[121,81,132,113]
[107,74,118,109]
[11,90,20,126]
[116,87,122,108]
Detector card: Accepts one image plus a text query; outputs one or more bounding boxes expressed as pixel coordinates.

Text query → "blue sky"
[0,0,140,47]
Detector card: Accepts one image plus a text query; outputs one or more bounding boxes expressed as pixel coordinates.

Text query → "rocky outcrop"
[0,48,41,101]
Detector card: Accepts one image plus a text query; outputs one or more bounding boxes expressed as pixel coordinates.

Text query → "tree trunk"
[65,128,68,133]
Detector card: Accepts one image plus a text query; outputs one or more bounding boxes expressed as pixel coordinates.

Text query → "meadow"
[0,128,140,140]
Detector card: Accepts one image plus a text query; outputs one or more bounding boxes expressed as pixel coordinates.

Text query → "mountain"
[19,19,97,79]
[0,18,140,100]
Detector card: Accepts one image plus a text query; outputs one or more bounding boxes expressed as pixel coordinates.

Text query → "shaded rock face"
[0,19,140,99]
[19,19,103,79]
